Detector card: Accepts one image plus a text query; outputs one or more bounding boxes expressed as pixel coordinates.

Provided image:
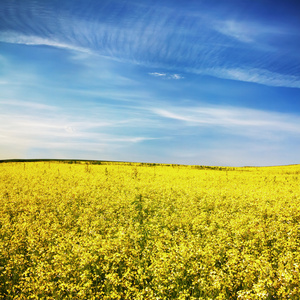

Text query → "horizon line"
[0,158,299,169]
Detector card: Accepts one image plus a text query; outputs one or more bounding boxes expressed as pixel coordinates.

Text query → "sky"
[0,0,300,166]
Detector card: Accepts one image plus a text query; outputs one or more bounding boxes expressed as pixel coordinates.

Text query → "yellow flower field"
[0,161,300,299]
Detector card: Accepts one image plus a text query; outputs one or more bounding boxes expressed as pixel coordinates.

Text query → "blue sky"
[0,0,300,166]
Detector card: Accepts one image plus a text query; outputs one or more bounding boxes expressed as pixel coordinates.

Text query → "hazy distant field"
[1,161,300,299]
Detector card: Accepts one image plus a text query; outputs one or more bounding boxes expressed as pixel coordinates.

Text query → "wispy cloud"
[170,74,183,80]
[204,67,300,88]
[212,19,256,43]
[0,99,58,110]
[0,1,298,88]
[151,105,300,137]
[0,97,158,160]
[210,19,288,45]
[149,72,167,77]
[0,31,91,53]
[149,72,183,80]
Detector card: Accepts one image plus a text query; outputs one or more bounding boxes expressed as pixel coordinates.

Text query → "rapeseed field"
[0,161,300,299]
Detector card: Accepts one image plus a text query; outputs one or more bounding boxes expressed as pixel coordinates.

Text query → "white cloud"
[211,18,289,44]
[0,101,157,160]
[149,72,167,77]
[149,72,183,80]
[201,67,300,88]
[152,109,191,122]
[0,31,91,54]
[0,99,58,110]
[212,20,256,43]
[170,74,183,80]
[151,105,300,138]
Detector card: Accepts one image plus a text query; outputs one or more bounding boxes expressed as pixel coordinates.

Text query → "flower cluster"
[0,161,300,299]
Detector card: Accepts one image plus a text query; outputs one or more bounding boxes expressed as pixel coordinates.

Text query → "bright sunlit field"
[1,161,300,299]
